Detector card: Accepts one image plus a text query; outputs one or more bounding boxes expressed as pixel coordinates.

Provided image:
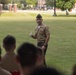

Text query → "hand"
[30,32,32,37]
[41,46,45,50]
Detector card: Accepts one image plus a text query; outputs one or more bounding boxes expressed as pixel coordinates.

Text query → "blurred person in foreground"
[16,42,44,75]
[30,66,61,75]
[0,35,20,75]
[0,44,11,75]
[72,64,76,75]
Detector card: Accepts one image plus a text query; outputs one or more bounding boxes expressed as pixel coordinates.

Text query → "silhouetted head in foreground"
[3,35,16,52]
[30,67,60,75]
[72,64,76,75]
[17,42,39,75]
[17,42,38,68]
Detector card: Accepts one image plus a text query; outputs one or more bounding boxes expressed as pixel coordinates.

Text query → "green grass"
[0,12,76,75]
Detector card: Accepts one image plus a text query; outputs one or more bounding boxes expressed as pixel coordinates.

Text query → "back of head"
[30,67,60,75]
[17,42,38,68]
[3,35,16,51]
[72,64,76,75]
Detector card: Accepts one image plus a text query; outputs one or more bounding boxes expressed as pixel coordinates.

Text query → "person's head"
[17,42,38,68]
[72,64,76,75]
[30,67,60,75]
[36,14,43,25]
[3,35,16,52]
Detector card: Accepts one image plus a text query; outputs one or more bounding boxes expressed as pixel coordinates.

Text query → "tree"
[0,0,11,9]
[26,0,37,7]
[56,0,76,15]
[0,0,10,4]
[45,0,53,8]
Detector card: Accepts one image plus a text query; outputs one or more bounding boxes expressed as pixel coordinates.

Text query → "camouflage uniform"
[35,24,50,55]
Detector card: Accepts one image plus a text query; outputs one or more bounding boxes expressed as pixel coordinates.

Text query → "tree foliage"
[0,0,10,4]
[56,0,75,11]
[45,0,53,7]
[26,0,37,6]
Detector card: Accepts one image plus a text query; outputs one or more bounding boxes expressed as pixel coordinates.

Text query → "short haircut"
[36,14,42,19]
[30,67,60,75]
[3,35,16,46]
[17,42,38,67]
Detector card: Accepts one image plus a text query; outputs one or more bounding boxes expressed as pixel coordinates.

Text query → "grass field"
[0,12,76,75]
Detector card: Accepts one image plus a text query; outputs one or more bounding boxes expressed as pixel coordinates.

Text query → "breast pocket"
[39,29,44,35]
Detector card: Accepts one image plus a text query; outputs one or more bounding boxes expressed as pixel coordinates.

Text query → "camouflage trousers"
[37,42,48,55]
[37,42,48,66]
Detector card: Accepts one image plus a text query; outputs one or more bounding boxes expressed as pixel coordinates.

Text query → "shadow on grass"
[57,15,76,17]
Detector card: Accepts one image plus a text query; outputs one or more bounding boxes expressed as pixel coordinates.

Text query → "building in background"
[72,3,76,13]
[37,0,46,9]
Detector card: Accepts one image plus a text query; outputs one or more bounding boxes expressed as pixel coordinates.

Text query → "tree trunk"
[66,9,69,15]
[53,0,57,16]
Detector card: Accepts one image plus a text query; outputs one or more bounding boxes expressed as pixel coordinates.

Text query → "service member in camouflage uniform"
[30,14,50,66]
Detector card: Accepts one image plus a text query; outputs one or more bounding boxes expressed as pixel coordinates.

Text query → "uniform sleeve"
[44,26,50,36]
